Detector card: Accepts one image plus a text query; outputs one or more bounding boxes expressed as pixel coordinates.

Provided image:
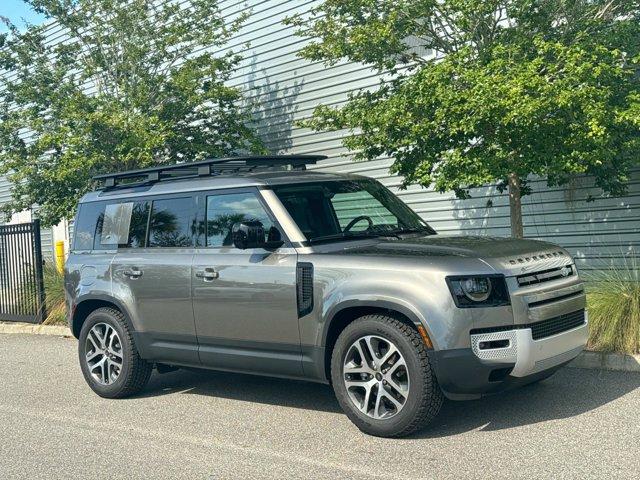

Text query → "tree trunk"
[508,172,524,238]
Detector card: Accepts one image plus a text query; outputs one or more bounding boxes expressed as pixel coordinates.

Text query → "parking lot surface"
[1,333,639,479]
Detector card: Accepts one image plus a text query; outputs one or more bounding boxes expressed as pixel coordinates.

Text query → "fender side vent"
[296,262,314,317]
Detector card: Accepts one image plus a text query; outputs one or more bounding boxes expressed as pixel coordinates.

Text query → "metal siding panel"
[39,227,54,261]
[0,176,11,210]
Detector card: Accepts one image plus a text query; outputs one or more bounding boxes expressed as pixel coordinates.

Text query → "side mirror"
[232,222,285,250]
[265,226,285,250]
[232,221,265,249]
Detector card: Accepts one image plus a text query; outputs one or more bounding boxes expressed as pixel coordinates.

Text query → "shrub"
[586,261,640,354]
[42,263,67,326]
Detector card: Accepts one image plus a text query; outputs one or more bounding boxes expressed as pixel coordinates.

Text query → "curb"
[568,350,640,373]
[1,322,639,373]
[0,321,71,337]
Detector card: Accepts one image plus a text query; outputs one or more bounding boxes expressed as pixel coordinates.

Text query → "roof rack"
[92,155,327,190]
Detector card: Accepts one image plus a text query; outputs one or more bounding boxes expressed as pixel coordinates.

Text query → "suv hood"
[332,234,572,275]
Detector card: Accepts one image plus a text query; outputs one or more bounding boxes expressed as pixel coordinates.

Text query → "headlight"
[446,275,510,308]
[460,277,492,301]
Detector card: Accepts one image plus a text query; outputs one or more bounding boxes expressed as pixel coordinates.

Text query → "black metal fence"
[0,220,46,323]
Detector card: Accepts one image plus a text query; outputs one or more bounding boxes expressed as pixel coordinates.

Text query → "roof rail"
[92,155,327,189]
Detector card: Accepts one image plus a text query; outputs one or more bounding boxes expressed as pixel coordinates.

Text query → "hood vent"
[508,250,566,266]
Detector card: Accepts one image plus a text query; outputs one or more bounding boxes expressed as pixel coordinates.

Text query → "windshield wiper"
[308,232,390,244]
[390,227,434,236]
[308,227,433,244]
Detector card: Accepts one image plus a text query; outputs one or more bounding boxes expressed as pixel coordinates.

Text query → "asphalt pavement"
[1,333,639,479]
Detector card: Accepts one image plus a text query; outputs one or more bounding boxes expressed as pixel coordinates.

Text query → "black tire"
[331,314,443,438]
[78,307,153,398]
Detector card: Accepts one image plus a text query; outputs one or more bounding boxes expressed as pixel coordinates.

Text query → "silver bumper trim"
[470,312,588,377]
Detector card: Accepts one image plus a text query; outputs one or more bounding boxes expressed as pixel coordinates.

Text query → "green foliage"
[42,263,66,325]
[0,0,265,226]
[288,1,640,201]
[586,260,640,354]
[13,262,65,324]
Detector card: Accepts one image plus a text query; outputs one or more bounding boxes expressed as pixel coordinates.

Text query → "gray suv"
[65,155,588,437]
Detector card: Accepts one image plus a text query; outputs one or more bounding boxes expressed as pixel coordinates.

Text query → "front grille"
[517,264,574,286]
[530,309,585,340]
[470,309,586,340]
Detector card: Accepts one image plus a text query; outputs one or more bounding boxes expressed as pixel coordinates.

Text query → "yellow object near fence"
[55,240,65,274]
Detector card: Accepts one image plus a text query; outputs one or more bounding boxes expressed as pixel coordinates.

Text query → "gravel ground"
[1,333,639,479]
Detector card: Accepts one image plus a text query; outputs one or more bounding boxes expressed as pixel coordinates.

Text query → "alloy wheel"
[85,322,123,385]
[343,335,410,419]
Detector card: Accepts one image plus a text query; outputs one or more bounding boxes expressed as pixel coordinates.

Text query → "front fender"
[321,295,437,348]
[308,266,461,351]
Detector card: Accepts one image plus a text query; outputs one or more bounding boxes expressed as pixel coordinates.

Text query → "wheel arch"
[322,300,434,382]
[71,295,135,339]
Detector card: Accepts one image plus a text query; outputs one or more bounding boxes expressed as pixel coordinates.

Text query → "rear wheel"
[78,307,152,398]
[331,314,443,437]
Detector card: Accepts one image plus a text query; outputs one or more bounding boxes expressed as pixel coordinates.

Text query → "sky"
[0,0,46,33]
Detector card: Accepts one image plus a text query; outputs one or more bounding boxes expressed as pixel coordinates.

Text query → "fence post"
[32,219,47,323]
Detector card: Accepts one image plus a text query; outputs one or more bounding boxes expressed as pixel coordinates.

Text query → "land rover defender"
[65,155,588,437]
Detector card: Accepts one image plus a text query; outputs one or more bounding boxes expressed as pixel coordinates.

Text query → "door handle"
[195,267,219,281]
[123,268,143,279]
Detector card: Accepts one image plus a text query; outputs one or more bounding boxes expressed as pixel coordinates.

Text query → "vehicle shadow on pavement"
[413,368,640,438]
[138,366,639,433]
[140,367,343,413]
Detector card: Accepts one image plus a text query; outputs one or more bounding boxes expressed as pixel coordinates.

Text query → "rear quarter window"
[95,201,150,249]
[73,202,105,251]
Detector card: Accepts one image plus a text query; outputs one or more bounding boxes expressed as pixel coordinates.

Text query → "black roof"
[92,155,328,190]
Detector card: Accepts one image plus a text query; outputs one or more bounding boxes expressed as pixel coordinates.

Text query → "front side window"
[273,179,433,243]
[206,192,275,247]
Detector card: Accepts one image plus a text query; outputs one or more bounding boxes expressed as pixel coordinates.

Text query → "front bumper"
[431,313,588,398]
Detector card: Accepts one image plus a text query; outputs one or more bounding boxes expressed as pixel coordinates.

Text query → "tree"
[0,0,264,226]
[287,0,640,237]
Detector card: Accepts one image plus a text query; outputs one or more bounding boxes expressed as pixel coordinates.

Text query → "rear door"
[106,194,199,364]
[191,187,302,376]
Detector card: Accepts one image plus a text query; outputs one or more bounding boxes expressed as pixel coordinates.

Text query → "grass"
[586,260,640,355]
[41,263,68,326]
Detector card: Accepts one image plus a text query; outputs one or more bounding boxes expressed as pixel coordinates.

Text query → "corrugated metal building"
[1,0,638,270]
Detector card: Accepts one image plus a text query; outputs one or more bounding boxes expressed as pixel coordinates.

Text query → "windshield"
[272,179,435,243]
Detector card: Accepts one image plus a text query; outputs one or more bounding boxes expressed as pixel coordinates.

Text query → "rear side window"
[147,197,195,248]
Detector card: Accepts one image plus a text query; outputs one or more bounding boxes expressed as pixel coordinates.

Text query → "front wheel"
[78,307,153,398]
[331,314,443,437]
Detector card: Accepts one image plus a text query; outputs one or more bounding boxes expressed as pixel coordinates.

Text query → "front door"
[107,195,199,364]
[192,188,302,376]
